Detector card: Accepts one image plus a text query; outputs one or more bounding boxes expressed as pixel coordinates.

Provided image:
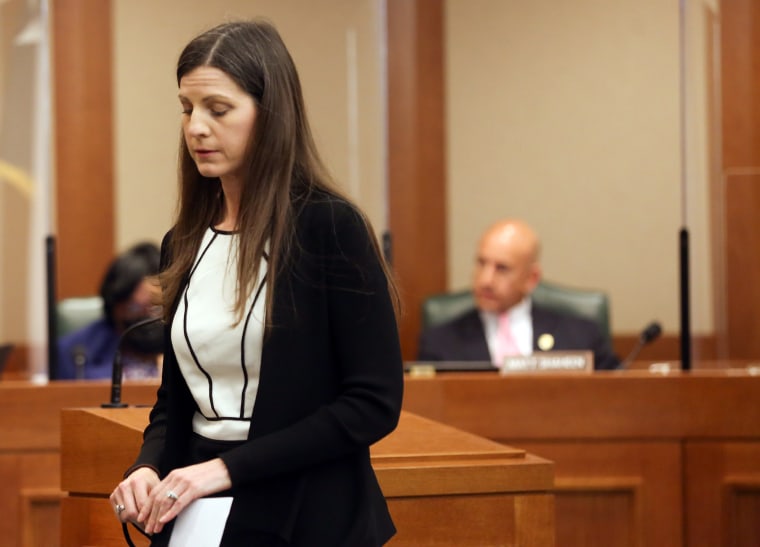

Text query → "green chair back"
[421,290,475,330]
[421,280,611,343]
[56,296,105,338]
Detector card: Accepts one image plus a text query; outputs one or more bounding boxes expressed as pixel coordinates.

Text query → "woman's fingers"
[144,485,184,534]
[110,467,159,524]
[139,459,232,534]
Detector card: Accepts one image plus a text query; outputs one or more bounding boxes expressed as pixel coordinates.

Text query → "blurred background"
[3,0,757,377]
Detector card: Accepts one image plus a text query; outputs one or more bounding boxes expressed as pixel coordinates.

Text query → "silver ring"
[166,490,179,501]
[115,504,125,514]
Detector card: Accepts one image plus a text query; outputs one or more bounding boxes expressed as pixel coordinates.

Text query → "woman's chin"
[195,165,221,179]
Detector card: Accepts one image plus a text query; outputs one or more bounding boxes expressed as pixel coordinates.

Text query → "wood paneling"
[60,497,150,547]
[685,441,760,547]
[720,0,760,358]
[0,453,59,547]
[403,370,760,546]
[60,408,554,546]
[521,442,681,547]
[0,381,157,547]
[721,0,760,167]
[724,174,760,357]
[727,483,760,547]
[7,373,760,546]
[388,493,554,547]
[0,342,28,379]
[404,372,760,441]
[52,0,114,298]
[21,488,64,547]
[1,382,553,546]
[387,0,448,360]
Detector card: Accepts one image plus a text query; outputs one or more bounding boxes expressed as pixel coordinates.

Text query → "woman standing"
[110,20,403,546]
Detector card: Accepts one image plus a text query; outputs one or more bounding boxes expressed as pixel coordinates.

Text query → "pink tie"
[495,312,520,365]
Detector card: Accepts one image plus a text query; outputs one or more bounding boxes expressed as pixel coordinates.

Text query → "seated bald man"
[417,219,620,370]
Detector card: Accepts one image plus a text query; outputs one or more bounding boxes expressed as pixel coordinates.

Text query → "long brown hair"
[162,20,399,324]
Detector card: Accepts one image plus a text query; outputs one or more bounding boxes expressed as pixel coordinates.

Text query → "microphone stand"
[102,316,163,408]
[618,339,649,370]
[620,339,648,370]
[619,322,662,370]
[679,228,691,371]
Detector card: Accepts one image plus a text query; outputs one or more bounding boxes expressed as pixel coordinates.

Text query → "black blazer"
[417,304,620,370]
[131,192,404,545]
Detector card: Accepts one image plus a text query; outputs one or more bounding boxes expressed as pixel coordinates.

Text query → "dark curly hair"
[99,242,160,325]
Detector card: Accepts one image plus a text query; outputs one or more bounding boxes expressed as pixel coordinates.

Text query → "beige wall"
[1,0,722,346]
[112,0,387,251]
[445,0,718,334]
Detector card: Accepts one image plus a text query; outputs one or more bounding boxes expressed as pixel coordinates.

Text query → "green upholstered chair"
[420,290,475,330]
[56,296,105,338]
[420,280,612,343]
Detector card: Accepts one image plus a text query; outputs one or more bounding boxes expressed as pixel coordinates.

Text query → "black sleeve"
[219,202,404,486]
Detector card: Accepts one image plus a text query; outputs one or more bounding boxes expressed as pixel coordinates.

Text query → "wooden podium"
[60,408,554,546]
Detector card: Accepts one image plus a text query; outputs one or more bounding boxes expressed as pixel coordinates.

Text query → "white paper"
[168,497,233,547]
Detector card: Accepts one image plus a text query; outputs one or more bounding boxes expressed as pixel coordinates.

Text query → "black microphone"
[619,321,662,369]
[102,316,163,408]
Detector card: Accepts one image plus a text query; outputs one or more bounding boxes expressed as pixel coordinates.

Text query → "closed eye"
[179,99,192,116]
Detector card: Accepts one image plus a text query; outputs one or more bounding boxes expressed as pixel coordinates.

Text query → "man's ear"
[526,263,542,292]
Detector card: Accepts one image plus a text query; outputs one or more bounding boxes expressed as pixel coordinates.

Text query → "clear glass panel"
[0,0,51,380]
[444,0,749,370]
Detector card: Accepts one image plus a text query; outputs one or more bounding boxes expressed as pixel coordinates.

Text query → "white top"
[481,297,533,363]
[171,227,267,441]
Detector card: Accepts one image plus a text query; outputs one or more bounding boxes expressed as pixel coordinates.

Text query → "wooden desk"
[402,369,760,547]
[1,380,553,546]
[60,408,554,546]
[8,369,759,546]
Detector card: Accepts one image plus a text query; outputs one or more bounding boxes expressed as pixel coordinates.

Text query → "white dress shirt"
[171,227,267,441]
[481,297,533,364]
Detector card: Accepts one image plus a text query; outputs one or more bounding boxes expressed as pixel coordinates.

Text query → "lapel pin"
[538,333,555,351]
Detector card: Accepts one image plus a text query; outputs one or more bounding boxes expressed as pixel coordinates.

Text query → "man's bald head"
[472,219,542,313]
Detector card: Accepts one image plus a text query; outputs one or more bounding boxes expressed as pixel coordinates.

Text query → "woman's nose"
[186,112,210,137]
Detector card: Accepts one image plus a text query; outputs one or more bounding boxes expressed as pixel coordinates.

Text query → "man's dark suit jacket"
[417,304,620,370]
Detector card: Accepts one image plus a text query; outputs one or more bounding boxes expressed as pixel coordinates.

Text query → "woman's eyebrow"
[177,93,234,102]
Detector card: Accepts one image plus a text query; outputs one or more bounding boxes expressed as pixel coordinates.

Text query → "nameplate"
[499,351,593,374]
